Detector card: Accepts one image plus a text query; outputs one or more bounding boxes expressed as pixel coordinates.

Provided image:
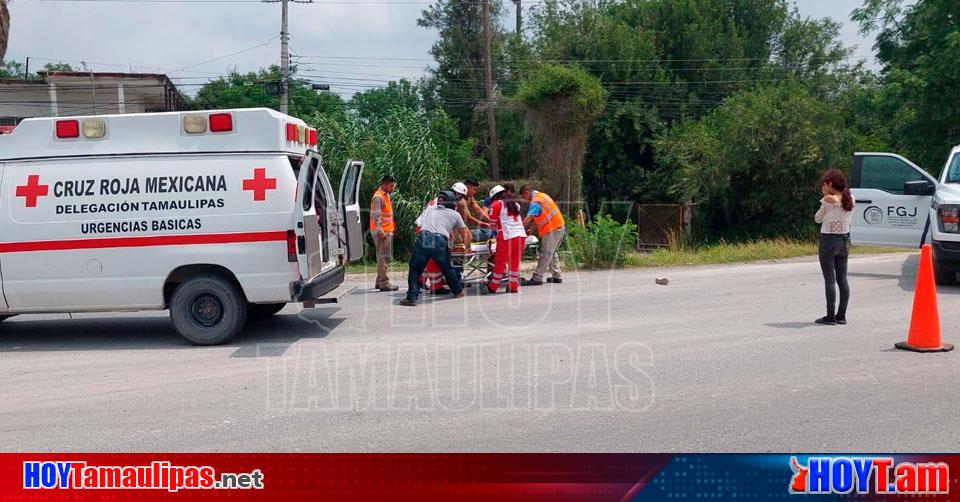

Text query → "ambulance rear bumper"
[294,265,345,302]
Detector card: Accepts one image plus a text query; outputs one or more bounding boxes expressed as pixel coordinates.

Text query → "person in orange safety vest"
[370,175,398,291]
[519,184,565,286]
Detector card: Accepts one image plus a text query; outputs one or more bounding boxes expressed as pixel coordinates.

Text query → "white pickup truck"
[850,148,960,285]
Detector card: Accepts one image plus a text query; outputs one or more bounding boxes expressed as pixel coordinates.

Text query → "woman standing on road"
[487,184,527,294]
[815,169,856,325]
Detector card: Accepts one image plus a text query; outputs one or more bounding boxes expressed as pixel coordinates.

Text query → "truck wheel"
[248,303,286,318]
[933,259,958,286]
[169,274,248,345]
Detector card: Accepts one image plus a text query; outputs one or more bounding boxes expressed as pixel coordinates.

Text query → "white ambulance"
[0,108,365,344]
[850,149,960,285]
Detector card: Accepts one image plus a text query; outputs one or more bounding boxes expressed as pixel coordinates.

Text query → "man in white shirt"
[401,191,472,307]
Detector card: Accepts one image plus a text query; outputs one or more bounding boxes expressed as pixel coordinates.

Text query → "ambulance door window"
[850,153,934,248]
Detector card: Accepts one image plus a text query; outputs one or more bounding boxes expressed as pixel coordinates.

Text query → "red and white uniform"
[487,200,527,293]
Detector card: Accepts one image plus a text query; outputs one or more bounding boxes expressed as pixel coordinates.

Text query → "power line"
[168,36,279,74]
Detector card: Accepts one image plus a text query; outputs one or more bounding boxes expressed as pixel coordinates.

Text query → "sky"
[6,0,879,99]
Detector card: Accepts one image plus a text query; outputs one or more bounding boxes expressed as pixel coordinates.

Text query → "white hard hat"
[451,182,468,196]
[489,185,506,199]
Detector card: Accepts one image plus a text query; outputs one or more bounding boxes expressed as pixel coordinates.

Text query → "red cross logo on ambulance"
[15,174,49,208]
[242,167,277,202]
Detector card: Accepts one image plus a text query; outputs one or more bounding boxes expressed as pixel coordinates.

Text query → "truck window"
[947,154,960,183]
[860,156,925,194]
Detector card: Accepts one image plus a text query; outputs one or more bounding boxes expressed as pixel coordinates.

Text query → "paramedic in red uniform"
[370,175,398,291]
[486,184,527,294]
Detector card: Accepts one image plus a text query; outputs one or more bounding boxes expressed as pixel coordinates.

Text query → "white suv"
[850,148,960,285]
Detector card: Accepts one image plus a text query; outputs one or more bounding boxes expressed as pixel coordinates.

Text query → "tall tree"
[418,1,506,166]
[853,0,960,173]
[192,66,345,119]
[349,79,421,122]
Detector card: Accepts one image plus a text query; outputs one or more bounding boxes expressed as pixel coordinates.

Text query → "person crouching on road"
[370,175,398,292]
[401,191,472,307]
[415,194,448,294]
[519,184,565,286]
[487,184,527,294]
[815,169,856,325]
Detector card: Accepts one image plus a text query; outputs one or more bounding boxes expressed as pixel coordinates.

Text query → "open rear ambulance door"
[0,163,7,311]
[338,160,365,262]
[294,152,325,281]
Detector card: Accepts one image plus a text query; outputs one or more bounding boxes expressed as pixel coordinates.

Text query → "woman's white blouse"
[815,196,855,235]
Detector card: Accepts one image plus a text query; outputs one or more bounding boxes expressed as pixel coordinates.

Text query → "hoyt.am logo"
[789,457,949,495]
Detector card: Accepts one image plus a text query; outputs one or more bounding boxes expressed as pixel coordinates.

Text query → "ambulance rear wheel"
[248,303,286,318]
[170,275,248,345]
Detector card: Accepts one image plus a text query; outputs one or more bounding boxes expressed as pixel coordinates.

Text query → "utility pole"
[513,0,521,36]
[279,0,289,113]
[482,0,500,180]
[265,0,311,113]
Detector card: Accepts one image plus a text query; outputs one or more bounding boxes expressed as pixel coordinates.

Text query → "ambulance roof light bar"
[56,120,80,139]
[183,112,234,135]
[2,108,310,161]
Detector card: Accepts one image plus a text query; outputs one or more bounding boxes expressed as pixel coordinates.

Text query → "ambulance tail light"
[209,113,233,133]
[308,128,317,146]
[55,120,80,139]
[286,123,297,142]
[286,230,298,262]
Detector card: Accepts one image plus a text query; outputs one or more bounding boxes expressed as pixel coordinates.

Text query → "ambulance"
[850,148,960,285]
[0,108,365,344]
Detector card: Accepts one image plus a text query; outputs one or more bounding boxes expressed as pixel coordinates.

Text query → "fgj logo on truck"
[789,457,949,495]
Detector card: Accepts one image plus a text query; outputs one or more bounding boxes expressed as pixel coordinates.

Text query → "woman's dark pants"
[819,233,850,318]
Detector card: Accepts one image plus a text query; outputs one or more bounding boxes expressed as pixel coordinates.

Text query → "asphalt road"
[2,252,958,452]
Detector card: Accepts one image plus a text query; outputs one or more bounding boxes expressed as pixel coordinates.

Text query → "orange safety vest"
[369,188,396,233]
[531,191,564,236]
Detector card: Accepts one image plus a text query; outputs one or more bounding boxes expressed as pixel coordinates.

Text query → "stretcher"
[451,235,539,288]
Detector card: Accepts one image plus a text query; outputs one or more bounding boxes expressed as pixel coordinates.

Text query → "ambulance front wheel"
[169,274,248,345]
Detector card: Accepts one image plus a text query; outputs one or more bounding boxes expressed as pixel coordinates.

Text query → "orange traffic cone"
[896,244,954,353]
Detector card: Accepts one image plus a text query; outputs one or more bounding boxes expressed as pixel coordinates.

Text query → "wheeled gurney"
[451,235,539,288]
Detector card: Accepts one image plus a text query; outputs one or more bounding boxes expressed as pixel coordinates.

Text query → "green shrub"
[563,214,638,269]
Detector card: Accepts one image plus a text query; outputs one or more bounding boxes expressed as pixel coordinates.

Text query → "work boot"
[519,277,543,286]
[547,277,563,284]
[835,315,847,325]
[815,316,836,326]
[399,298,417,307]
[453,291,465,299]
[377,284,399,292]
